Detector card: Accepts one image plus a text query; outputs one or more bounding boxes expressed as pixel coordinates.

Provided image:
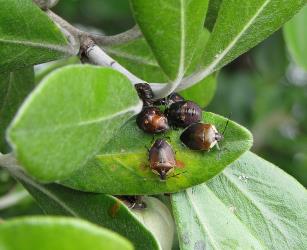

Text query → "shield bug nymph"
[149,139,176,181]
[136,107,169,134]
[180,123,223,151]
[166,100,202,128]
[135,83,154,107]
[154,92,185,106]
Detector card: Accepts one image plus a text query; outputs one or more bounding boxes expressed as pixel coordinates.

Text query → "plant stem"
[83,39,145,85]
[0,189,29,210]
[0,153,20,171]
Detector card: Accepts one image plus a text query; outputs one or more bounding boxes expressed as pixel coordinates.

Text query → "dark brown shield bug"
[180,123,223,151]
[148,139,176,180]
[135,83,154,106]
[117,195,147,210]
[136,107,169,134]
[166,100,202,128]
[154,92,185,106]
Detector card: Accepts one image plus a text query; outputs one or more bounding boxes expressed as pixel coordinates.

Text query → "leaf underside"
[171,151,307,250]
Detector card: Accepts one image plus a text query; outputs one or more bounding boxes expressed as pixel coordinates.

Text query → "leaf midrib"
[0,38,74,55]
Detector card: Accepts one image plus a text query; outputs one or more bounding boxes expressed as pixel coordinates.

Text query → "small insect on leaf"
[148,139,177,181]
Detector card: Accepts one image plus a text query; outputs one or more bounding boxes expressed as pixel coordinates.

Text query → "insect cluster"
[135,83,224,181]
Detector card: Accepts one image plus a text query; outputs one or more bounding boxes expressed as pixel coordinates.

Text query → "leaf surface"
[0,216,133,250]
[7,65,142,181]
[0,0,76,72]
[62,112,253,195]
[171,151,307,250]
[130,0,209,80]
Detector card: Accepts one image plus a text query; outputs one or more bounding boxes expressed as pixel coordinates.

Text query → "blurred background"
[1,0,306,217]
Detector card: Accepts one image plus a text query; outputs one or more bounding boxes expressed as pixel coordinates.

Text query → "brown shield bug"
[135,83,154,106]
[117,195,147,210]
[154,92,185,106]
[148,138,176,180]
[180,123,223,151]
[136,107,169,134]
[166,100,202,128]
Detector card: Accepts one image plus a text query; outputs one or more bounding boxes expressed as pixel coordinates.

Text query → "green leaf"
[62,112,253,195]
[283,5,307,70]
[171,151,307,250]
[0,216,133,250]
[130,0,209,80]
[8,168,159,250]
[7,65,142,182]
[179,73,217,108]
[0,0,76,73]
[0,67,35,153]
[186,0,306,86]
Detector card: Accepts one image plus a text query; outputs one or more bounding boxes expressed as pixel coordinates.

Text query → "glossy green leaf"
[0,67,35,153]
[7,167,159,250]
[7,65,142,182]
[283,5,307,70]
[0,217,133,250]
[130,0,209,80]
[62,112,252,195]
[184,0,306,88]
[179,73,217,108]
[0,0,76,73]
[171,151,307,250]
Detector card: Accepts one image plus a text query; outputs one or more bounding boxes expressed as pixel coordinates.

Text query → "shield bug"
[135,83,154,106]
[117,195,147,210]
[149,139,176,180]
[180,123,223,151]
[154,92,185,106]
[136,107,169,134]
[166,100,202,128]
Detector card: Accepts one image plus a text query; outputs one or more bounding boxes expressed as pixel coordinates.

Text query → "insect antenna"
[170,170,187,178]
[222,113,232,136]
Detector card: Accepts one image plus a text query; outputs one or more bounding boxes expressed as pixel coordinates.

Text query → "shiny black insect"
[136,107,169,134]
[117,195,146,210]
[135,83,154,106]
[154,92,185,106]
[180,123,223,151]
[166,100,202,128]
[148,139,176,180]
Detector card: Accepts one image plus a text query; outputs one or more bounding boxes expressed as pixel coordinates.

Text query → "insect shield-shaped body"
[136,107,169,134]
[149,139,176,181]
[135,83,154,107]
[166,101,202,128]
[154,92,185,106]
[180,123,223,151]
